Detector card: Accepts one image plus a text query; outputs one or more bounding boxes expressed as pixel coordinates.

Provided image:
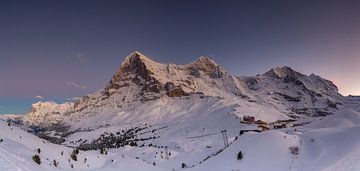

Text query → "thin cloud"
[34,95,45,100]
[76,53,88,64]
[66,81,87,89]
[66,96,82,101]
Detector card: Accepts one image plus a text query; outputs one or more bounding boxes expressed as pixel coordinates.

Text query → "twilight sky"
[0,0,359,114]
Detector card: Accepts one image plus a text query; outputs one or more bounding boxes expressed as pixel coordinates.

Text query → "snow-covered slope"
[191,108,360,171]
[3,103,360,171]
[0,119,106,170]
[343,95,360,112]
[0,119,164,171]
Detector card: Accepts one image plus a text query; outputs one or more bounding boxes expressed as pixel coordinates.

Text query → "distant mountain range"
[24,51,343,129]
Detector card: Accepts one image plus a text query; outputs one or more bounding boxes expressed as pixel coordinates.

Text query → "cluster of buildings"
[241,115,295,131]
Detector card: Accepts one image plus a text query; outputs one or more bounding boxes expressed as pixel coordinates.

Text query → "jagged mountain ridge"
[239,66,342,117]
[105,51,228,99]
[25,51,343,129]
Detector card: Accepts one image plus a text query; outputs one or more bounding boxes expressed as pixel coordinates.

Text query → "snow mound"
[192,131,300,171]
[308,109,360,128]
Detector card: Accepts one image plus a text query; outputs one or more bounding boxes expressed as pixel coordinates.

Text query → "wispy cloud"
[76,53,88,64]
[66,81,86,89]
[34,95,45,100]
[66,96,82,101]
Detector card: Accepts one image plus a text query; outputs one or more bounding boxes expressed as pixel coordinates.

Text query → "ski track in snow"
[0,146,31,171]
[324,144,360,171]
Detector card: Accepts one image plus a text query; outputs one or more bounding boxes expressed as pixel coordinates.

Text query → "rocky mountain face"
[24,51,343,128]
[104,51,227,99]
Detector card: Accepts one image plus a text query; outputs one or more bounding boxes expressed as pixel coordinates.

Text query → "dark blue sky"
[1,0,359,114]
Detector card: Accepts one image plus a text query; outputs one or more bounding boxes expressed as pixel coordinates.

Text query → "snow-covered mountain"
[3,51,360,171]
[0,114,23,122]
[23,101,74,127]
[25,51,342,128]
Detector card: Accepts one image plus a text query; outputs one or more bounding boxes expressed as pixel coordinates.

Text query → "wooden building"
[243,116,255,123]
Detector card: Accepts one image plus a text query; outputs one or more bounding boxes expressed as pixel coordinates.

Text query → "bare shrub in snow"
[100,148,107,155]
[71,150,78,161]
[53,160,58,167]
[74,148,79,154]
[237,151,243,160]
[32,154,41,165]
[289,146,300,155]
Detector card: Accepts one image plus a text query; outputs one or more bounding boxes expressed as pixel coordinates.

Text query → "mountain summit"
[264,66,301,78]
[105,52,229,100]
[116,51,159,79]
[185,56,226,78]
[107,51,161,91]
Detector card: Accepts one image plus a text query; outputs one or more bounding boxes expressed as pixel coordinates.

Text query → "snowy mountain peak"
[106,51,163,91]
[193,56,218,66]
[105,52,228,99]
[122,51,155,66]
[264,66,300,78]
[118,51,159,77]
[186,56,226,78]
